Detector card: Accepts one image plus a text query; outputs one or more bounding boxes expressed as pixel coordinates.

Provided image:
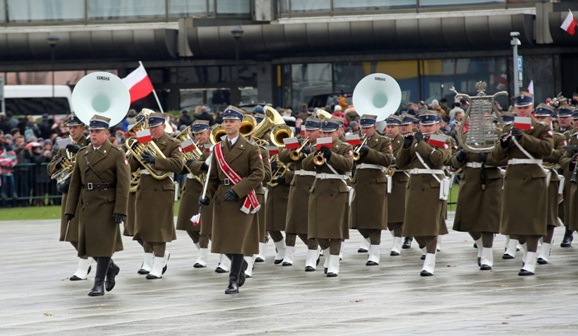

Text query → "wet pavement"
[1,213,578,335]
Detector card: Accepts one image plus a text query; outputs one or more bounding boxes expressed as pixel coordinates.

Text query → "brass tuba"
[174,127,203,165]
[240,114,257,137]
[314,108,333,121]
[210,124,227,145]
[50,136,77,185]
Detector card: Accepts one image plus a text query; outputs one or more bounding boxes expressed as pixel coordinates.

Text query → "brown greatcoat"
[265,158,294,232]
[451,149,504,234]
[255,145,271,242]
[47,136,88,242]
[206,135,265,255]
[279,144,315,235]
[302,138,354,239]
[543,132,566,227]
[189,149,214,237]
[123,190,136,236]
[176,149,210,232]
[65,140,130,257]
[388,133,409,223]
[397,137,451,237]
[491,118,553,236]
[129,132,184,243]
[350,132,392,230]
[560,132,578,231]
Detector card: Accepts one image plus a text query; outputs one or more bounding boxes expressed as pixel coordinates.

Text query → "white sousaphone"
[71,72,131,127]
[352,73,402,132]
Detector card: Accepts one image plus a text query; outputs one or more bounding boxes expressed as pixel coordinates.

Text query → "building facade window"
[333,0,414,12]
[419,0,505,7]
[87,0,166,21]
[216,0,251,15]
[7,0,84,22]
[168,0,214,18]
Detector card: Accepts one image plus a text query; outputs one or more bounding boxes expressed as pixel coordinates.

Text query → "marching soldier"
[491,92,553,276]
[384,115,408,256]
[279,117,322,271]
[534,104,565,264]
[350,114,393,266]
[129,112,184,279]
[399,114,418,249]
[397,112,451,276]
[302,117,354,277]
[64,115,130,296]
[123,113,145,243]
[176,120,211,268]
[47,113,91,281]
[560,126,578,241]
[557,106,575,247]
[199,106,265,294]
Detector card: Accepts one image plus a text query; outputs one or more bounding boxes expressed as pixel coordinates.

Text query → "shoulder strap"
[84,154,108,183]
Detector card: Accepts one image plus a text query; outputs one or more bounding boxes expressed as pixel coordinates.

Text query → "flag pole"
[139,61,165,113]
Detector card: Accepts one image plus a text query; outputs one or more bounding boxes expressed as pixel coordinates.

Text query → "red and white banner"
[561,9,577,36]
[345,134,361,146]
[266,146,279,155]
[316,137,333,150]
[122,62,154,103]
[514,116,532,130]
[527,80,534,95]
[136,129,152,143]
[181,139,196,153]
[282,137,300,150]
[428,134,447,148]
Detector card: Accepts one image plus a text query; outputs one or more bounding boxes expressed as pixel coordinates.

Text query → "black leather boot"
[105,259,120,292]
[88,257,110,297]
[225,254,244,294]
[561,228,573,248]
[402,237,413,249]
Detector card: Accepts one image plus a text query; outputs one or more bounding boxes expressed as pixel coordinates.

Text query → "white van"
[3,85,72,119]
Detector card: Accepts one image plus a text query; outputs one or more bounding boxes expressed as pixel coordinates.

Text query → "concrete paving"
[1,213,578,336]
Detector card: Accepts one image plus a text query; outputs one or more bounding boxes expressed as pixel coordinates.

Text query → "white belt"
[140,169,150,175]
[465,162,495,169]
[409,168,445,175]
[294,169,316,177]
[316,173,349,180]
[508,159,543,165]
[356,163,385,171]
[186,173,195,179]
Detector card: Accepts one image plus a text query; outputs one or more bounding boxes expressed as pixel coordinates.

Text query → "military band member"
[199,106,265,294]
[397,112,451,276]
[47,113,91,281]
[534,104,565,264]
[65,115,130,296]
[560,128,578,239]
[399,114,418,250]
[176,120,211,268]
[491,93,553,276]
[384,115,408,256]
[302,118,354,277]
[350,115,393,266]
[129,112,184,279]
[123,113,145,241]
[279,117,322,271]
[557,106,575,247]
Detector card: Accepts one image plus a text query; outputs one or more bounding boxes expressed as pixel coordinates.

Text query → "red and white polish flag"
[266,146,279,155]
[122,62,154,103]
[428,134,447,148]
[316,137,333,150]
[514,117,533,130]
[283,137,300,150]
[346,134,361,146]
[527,80,534,95]
[136,129,152,143]
[181,139,196,153]
[561,9,577,36]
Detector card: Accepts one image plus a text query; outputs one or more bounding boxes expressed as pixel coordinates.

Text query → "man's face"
[15,137,25,148]
[150,124,165,140]
[223,119,241,137]
[69,125,85,142]
[418,123,436,135]
[322,130,338,141]
[455,113,463,121]
[386,125,400,138]
[400,124,413,134]
[305,129,321,142]
[515,105,533,118]
[337,126,344,137]
[90,129,109,147]
[194,129,210,145]
[535,115,552,126]
[558,116,571,127]
[361,126,375,138]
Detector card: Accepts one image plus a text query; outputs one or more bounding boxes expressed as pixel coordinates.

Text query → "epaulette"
[169,136,179,142]
[113,146,124,151]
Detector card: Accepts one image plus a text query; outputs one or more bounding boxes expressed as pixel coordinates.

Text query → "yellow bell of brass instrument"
[313,151,326,166]
[289,137,310,161]
[124,137,171,180]
[270,124,294,147]
[210,124,227,145]
[314,108,332,121]
[268,155,290,187]
[240,114,257,137]
[174,126,204,174]
[50,136,77,184]
[252,106,288,140]
[352,135,370,161]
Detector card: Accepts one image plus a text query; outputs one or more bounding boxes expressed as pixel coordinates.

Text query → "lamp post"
[231,27,244,105]
[510,32,521,94]
[47,35,60,113]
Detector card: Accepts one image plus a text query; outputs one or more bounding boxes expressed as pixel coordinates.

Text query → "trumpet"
[352,135,370,161]
[313,151,326,166]
[289,137,310,161]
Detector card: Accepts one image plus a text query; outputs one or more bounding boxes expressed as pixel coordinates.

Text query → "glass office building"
[0,0,575,113]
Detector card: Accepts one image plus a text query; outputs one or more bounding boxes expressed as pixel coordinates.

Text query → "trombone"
[289,137,310,161]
